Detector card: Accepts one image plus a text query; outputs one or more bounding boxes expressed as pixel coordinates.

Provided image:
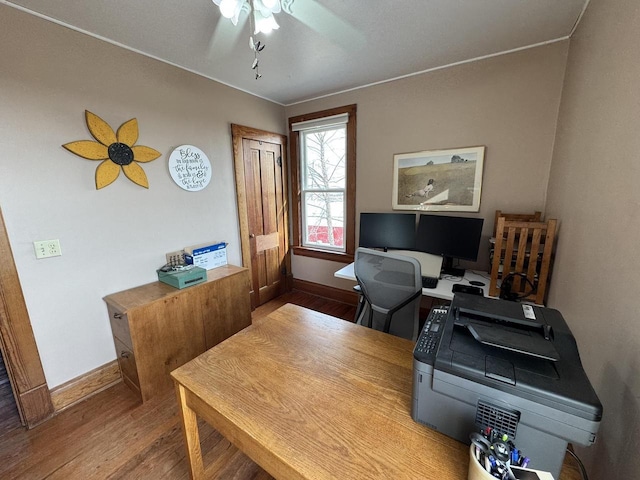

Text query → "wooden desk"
[171,304,580,480]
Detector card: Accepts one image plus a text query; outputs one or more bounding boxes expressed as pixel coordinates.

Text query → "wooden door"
[0,208,54,427]
[232,125,289,308]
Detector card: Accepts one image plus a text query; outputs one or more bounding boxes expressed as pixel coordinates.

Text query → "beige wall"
[286,42,569,288]
[0,6,284,388]
[545,0,640,477]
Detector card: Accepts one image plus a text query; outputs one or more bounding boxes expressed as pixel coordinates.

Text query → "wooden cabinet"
[103,265,251,402]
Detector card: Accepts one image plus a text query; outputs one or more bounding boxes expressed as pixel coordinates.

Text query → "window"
[289,105,356,261]
[299,121,346,251]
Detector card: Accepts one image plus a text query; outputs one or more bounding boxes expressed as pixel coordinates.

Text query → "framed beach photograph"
[392,146,485,212]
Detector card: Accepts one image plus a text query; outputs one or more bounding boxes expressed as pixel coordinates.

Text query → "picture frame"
[392,146,485,212]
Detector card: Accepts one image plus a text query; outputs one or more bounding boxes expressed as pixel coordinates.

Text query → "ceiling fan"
[212,0,296,78]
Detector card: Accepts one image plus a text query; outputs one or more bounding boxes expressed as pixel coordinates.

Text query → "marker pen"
[510,448,519,464]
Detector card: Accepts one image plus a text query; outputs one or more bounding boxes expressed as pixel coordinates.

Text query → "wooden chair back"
[489,217,557,305]
[493,210,542,236]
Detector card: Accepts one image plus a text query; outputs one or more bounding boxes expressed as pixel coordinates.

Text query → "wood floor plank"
[0,383,142,478]
[0,381,19,434]
[0,351,20,434]
[106,421,185,480]
[48,406,179,478]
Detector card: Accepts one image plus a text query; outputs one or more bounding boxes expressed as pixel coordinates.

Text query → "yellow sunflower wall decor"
[63,110,161,189]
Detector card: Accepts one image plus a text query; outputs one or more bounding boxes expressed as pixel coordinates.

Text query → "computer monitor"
[415,214,484,276]
[359,213,416,251]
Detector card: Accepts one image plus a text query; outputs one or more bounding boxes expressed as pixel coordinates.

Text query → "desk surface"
[172,304,580,480]
[172,303,470,479]
[334,262,491,301]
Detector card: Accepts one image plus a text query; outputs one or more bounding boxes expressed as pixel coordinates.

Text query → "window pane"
[303,191,344,249]
[302,127,346,190]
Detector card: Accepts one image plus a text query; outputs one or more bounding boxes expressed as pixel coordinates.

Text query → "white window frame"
[297,123,347,252]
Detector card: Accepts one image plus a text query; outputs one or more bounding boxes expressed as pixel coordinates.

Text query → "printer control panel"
[414,306,448,364]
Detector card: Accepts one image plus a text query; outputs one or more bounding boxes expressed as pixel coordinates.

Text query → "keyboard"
[421,276,439,289]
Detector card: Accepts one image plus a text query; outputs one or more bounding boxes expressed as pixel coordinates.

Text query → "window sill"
[292,246,354,263]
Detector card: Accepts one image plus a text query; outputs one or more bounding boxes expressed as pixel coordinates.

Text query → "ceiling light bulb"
[261,0,279,10]
[219,0,239,18]
[254,11,279,34]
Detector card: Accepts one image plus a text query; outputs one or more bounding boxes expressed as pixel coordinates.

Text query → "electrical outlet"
[165,250,185,266]
[34,239,62,259]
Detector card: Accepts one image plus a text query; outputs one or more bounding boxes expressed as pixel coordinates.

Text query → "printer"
[412,294,602,479]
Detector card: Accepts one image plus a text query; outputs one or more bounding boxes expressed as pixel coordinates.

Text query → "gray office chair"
[353,284,369,324]
[354,247,422,341]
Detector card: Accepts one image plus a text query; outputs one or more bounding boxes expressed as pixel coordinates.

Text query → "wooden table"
[171,304,580,479]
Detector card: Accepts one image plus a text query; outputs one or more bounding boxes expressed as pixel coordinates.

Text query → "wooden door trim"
[231,124,290,307]
[0,207,54,427]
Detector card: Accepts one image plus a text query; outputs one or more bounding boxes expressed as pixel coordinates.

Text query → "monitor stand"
[441,257,465,277]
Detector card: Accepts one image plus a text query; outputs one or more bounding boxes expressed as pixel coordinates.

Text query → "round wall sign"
[168,145,212,191]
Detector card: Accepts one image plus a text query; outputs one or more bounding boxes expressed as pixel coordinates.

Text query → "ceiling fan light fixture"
[218,0,238,18]
[260,0,281,12]
[213,0,244,25]
[214,0,292,77]
[253,9,279,34]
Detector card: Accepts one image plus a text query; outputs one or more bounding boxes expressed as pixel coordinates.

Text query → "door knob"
[249,234,255,238]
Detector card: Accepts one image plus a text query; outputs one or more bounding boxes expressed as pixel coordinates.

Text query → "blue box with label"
[184,242,227,270]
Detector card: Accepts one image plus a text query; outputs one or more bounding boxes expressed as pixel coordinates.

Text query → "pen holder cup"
[468,445,496,480]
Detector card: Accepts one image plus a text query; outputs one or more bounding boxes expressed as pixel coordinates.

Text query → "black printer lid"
[434,294,602,421]
[452,294,559,361]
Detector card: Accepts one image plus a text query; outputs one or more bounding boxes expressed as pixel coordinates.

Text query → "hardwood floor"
[251,289,357,323]
[0,291,356,480]
[0,351,21,435]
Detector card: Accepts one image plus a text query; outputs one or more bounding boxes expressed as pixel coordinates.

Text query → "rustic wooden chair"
[489,217,557,305]
[493,210,542,236]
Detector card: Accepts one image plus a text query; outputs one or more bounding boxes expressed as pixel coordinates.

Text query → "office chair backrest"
[354,247,422,341]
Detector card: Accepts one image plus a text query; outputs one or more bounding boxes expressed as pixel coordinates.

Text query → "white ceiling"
[4,0,589,105]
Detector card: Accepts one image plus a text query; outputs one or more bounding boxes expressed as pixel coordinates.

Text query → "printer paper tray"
[466,322,560,361]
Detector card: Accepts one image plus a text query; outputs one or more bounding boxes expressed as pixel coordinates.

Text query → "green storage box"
[157,266,207,289]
